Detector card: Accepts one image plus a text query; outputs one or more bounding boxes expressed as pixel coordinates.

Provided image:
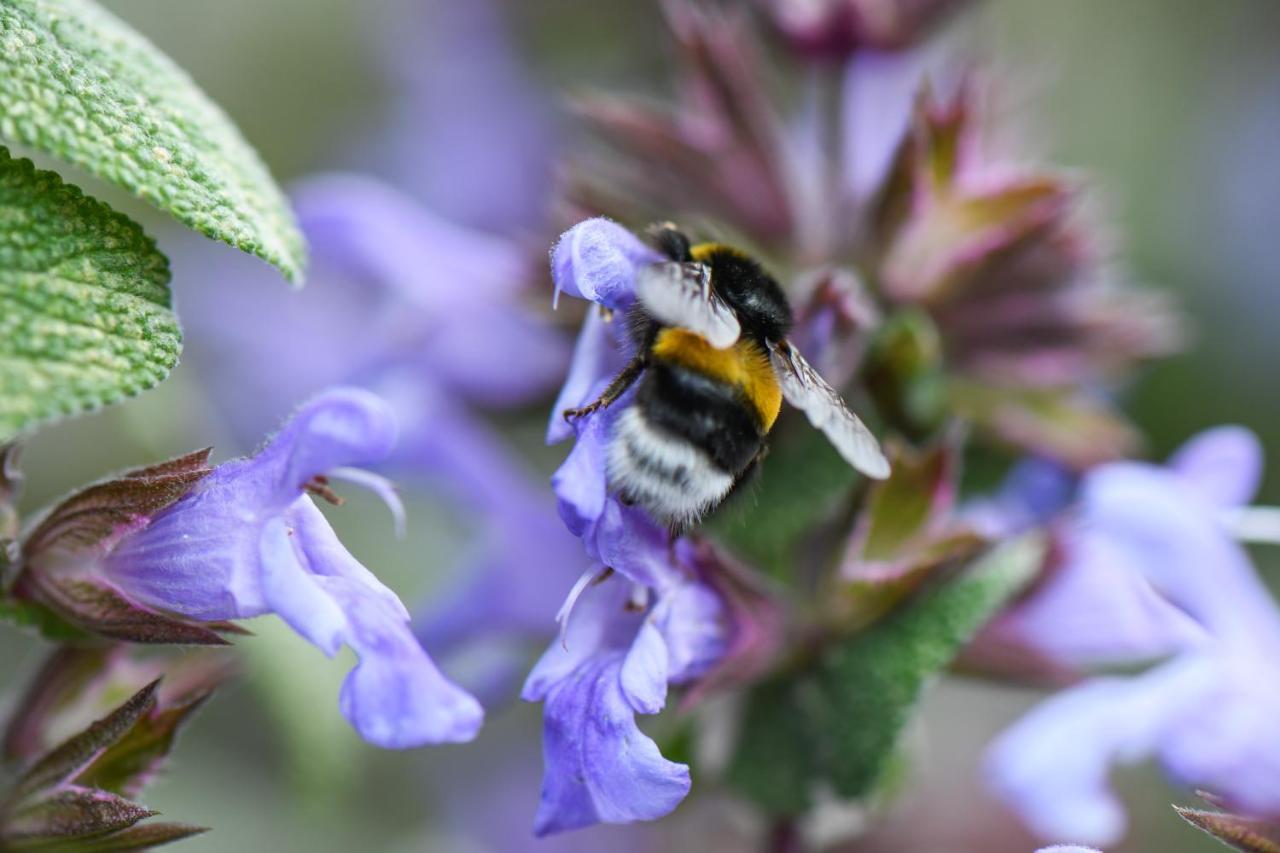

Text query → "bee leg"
[562,355,646,422]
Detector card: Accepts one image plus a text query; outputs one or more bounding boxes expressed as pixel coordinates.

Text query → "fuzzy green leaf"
[815,534,1044,797]
[0,149,180,438]
[727,535,1045,814]
[0,0,304,280]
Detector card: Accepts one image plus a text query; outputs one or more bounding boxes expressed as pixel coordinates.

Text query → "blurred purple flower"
[762,0,971,61]
[546,218,675,588]
[984,426,1280,846]
[102,388,483,748]
[974,428,1258,670]
[364,0,557,237]
[521,567,728,835]
[524,218,789,834]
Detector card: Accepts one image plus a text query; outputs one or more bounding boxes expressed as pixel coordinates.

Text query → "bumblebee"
[565,225,890,530]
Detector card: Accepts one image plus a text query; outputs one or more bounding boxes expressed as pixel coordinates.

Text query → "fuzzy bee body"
[571,227,889,531]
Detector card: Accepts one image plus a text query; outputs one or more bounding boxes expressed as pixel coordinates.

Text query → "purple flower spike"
[522,571,729,835]
[985,426,1280,846]
[551,218,662,311]
[102,388,483,748]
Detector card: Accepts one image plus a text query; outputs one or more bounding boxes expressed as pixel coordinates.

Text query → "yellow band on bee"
[652,328,783,430]
[689,242,745,263]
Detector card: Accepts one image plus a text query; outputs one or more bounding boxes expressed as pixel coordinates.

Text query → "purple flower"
[525,219,772,834]
[100,388,483,748]
[521,567,728,835]
[547,218,676,589]
[984,426,1280,846]
[975,428,1258,669]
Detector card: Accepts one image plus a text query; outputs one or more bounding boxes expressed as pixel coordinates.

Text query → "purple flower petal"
[102,388,482,748]
[548,309,630,444]
[653,580,729,683]
[522,575,643,703]
[620,613,669,714]
[258,513,347,655]
[420,301,570,408]
[1082,462,1280,649]
[590,500,680,590]
[365,0,557,236]
[987,649,1280,846]
[552,403,614,538]
[251,387,400,508]
[551,218,662,311]
[986,662,1206,845]
[320,572,483,747]
[982,526,1206,667]
[1166,425,1263,510]
[295,174,527,313]
[534,652,690,836]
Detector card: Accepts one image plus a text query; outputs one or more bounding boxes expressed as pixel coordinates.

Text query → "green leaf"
[0,149,180,438]
[710,420,861,581]
[727,535,1045,814]
[0,0,304,280]
[815,535,1044,797]
[725,676,819,816]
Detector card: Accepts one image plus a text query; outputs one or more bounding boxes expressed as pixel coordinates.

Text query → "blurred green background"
[4,1,1279,850]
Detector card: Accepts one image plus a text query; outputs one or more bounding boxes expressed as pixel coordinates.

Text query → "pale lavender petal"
[534,653,690,836]
[367,0,556,236]
[552,407,614,538]
[986,660,1213,846]
[318,574,483,747]
[1036,847,1104,853]
[285,498,409,621]
[1156,653,1280,819]
[1083,463,1280,650]
[591,498,681,590]
[101,389,397,618]
[275,498,482,746]
[551,218,662,311]
[294,173,526,313]
[985,527,1206,667]
[654,581,729,684]
[548,310,629,444]
[420,301,569,408]
[101,492,258,621]
[1167,425,1263,510]
[523,576,642,703]
[258,514,347,656]
[251,387,399,509]
[619,615,669,714]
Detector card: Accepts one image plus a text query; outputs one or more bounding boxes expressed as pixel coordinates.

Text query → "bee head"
[695,246,792,344]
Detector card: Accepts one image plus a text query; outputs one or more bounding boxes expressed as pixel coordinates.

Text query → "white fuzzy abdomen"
[607,407,735,527]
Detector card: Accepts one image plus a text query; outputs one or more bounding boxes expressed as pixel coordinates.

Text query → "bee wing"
[635,262,742,349]
[768,340,890,480]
